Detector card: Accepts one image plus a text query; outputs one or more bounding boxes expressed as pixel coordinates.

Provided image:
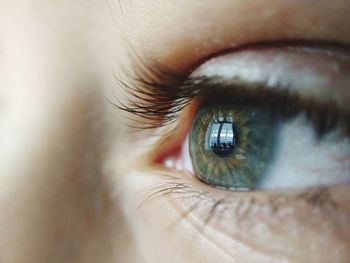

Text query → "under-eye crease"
[137,171,341,241]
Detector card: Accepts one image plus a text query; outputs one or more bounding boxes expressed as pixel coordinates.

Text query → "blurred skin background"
[0,1,350,262]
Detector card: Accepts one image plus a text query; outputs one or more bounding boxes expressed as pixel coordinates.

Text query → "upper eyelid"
[114,42,350,131]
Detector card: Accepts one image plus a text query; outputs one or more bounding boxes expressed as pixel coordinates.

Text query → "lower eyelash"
[138,173,220,223]
[139,172,339,228]
[139,173,205,208]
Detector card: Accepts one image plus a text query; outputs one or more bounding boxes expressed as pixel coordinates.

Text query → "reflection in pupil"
[207,118,238,157]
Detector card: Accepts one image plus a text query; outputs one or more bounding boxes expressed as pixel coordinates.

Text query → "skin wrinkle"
[153,180,277,262]
[136,181,240,261]
[137,170,349,262]
[192,196,333,262]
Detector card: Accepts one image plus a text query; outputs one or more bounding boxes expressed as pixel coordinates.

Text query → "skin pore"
[0,0,349,263]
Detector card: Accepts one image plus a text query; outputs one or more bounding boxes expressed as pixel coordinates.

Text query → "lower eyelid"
[139,169,350,261]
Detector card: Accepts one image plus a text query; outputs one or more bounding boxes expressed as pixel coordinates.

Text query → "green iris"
[189,102,279,190]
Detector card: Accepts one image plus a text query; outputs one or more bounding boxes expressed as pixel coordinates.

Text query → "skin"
[0,0,349,262]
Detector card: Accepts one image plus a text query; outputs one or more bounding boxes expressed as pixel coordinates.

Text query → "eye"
[160,45,350,191]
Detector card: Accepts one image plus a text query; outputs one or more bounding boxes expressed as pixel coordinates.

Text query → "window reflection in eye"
[207,117,238,156]
[189,101,279,190]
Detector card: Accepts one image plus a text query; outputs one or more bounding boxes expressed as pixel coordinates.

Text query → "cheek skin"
[122,171,237,263]
[124,169,350,263]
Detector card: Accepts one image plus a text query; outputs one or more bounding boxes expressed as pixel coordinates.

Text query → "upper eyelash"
[112,41,350,131]
[113,59,350,136]
[112,60,203,129]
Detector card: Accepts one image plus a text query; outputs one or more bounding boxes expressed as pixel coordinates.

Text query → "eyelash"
[115,61,350,137]
[113,61,195,129]
[139,172,338,227]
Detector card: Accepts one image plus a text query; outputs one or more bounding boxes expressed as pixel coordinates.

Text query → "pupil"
[206,117,238,157]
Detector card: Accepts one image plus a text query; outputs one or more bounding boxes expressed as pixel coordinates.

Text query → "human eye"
[164,45,350,191]
[117,42,350,261]
[121,44,350,191]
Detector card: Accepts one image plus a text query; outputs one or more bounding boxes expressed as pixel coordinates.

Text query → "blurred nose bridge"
[0,2,117,263]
